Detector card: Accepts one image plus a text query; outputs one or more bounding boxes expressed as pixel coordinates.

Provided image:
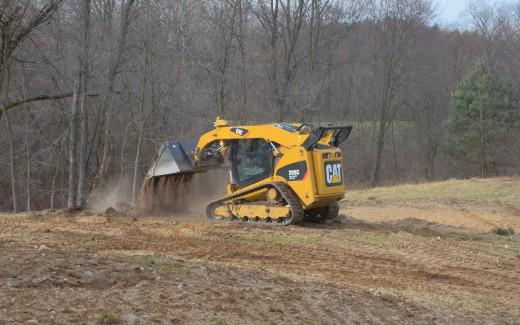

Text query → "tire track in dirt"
[1,214,519,322]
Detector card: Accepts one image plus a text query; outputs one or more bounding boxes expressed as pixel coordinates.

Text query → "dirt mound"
[339,215,484,239]
[381,217,473,238]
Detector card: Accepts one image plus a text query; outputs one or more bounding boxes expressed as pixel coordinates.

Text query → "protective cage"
[230,139,274,188]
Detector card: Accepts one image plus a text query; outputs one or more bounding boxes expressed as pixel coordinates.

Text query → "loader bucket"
[140,139,224,214]
[146,140,198,177]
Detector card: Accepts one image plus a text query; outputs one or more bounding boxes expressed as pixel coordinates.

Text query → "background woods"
[1,0,520,211]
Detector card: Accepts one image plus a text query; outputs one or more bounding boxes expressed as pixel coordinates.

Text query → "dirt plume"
[138,170,227,216]
[139,173,193,214]
[87,177,133,213]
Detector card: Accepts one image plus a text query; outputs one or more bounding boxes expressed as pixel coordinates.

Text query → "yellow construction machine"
[142,117,352,225]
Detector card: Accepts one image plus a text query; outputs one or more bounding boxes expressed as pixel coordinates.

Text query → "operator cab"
[229,139,274,188]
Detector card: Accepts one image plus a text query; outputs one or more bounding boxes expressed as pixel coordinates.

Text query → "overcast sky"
[436,0,518,26]
[438,0,467,23]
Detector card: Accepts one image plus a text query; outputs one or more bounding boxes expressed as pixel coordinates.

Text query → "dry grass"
[344,177,520,208]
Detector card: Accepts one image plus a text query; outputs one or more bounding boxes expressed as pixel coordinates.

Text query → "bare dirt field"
[1,178,520,324]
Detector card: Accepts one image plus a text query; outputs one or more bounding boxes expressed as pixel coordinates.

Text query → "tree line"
[1,0,519,212]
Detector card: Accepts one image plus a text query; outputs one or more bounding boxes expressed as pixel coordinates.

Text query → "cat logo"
[231,127,248,136]
[324,161,343,187]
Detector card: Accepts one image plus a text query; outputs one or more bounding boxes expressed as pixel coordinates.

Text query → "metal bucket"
[146,140,199,177]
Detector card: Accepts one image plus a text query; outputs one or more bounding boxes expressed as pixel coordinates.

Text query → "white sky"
[436,0,519,26]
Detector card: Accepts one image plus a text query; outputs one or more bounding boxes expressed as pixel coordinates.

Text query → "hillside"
[1,178,519,324]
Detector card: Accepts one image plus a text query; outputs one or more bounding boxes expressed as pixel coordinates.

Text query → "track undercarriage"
[206,182,339,225]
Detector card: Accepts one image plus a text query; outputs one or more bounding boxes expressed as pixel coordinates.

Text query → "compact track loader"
[140,117,352,225]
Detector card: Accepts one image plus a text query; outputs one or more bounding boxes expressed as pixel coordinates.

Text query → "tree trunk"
[68,78,80,208]
[1,31,18,211]
[372,120,386,187]
[77,0,91,207]
[479,89,486,177]
[95,0,135,190]
[132,5,151,206]
[25,121,31,211]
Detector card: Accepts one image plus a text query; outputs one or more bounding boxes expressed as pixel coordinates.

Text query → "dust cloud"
[85,169,227,217]
[139,169,227,216]
[87,177,134,213]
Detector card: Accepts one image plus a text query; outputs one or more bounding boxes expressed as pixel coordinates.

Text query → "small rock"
[83,271,94,280]
[38,245,50,251]
[125,314,138,325]
[24,320,39,325]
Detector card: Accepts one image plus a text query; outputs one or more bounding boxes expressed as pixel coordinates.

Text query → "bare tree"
[131,0,152,206]
[0,0,64,212]
[76,0,91,207]
[249,0,307,121]
[367,0,434,186]
[94,0,136,191]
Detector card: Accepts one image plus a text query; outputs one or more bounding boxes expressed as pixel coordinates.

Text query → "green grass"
[356,233,400,246]
[264,234,314,245]
[462,235,520,259]
[97,309,121,325]
[39,260,65,273]
[214,320,229,325]
[123,255,189,274]
[123,255,156,265]
[345,178,520,208]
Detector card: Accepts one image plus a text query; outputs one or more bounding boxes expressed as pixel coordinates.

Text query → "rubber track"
[326,201,340,220]
[206,182,304,226]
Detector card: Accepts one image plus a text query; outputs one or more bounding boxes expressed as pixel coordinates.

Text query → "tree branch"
[2,91,99,113]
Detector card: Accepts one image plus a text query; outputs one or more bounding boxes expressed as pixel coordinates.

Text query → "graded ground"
[1,178,520,324]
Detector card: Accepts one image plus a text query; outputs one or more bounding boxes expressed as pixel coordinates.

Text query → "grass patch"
[123,255,155,265]
[97,309,121,325]
[344,178,520,208]
[264,234,314,245]
[39,260,65,273]
[357,232,399,246]
[379,292,396,303]
[214,320,229,325]
[123,255,189,274]
[81,238,96,246]
[463,241,520,259]
[492,226,515,236]
[157,262,190,274]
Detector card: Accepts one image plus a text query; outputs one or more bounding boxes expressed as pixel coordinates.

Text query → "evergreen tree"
[445,61,519,177]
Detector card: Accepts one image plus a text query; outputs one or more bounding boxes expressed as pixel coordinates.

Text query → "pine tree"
[445,61,519,177]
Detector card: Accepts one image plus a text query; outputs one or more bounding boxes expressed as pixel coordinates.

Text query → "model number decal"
[288,169,300,180]
[276,161,307,181]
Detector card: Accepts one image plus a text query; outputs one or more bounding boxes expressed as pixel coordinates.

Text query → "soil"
[1,204,520,324]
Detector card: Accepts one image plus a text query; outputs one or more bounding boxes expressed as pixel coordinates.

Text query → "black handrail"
[302,125,353,150]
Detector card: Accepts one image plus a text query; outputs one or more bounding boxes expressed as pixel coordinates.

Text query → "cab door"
[229,139,274,188]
